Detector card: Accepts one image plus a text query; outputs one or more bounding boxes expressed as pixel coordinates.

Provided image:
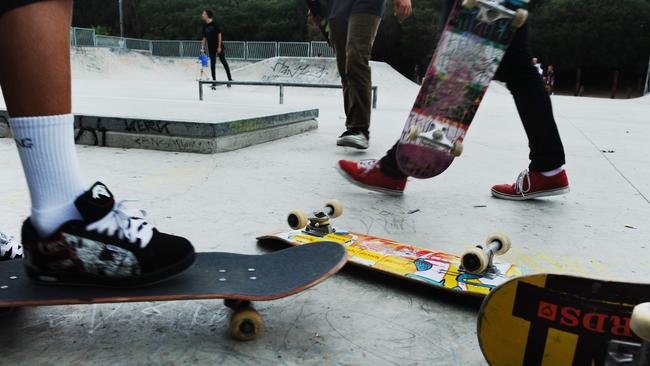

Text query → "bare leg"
[0,0,84,237]
[0,0,72,117]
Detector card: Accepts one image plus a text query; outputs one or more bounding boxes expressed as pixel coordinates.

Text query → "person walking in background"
[308,0,412,150]
[545,64,556,95]
[201,9,233,89]
[532,57,543,76]
[337,0,569,200]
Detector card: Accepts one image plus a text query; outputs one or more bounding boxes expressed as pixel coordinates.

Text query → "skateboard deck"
[477,273,650,366]
[396,0,529,178]
[0,243,347,340]
[258,230,525,297]
[257,200,526,297]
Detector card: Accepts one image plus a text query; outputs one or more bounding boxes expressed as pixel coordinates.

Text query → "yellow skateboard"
[477,273,650,365]
[257,200,526,297]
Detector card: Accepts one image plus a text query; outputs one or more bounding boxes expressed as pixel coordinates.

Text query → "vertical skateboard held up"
[396,0,529,178]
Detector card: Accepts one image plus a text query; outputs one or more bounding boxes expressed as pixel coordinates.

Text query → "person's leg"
[490,23,569,200]
[343,13,381,135]
[329,19,350,118]
[495,25,566,172]
[0,0,194,286]
[218,50,232,81]
[0,0,84,237]
[208,50,217,81]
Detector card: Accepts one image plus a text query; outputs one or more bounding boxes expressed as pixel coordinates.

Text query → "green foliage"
[529,0,650,74]
[93,25,113,36]
[72,0,650,89]
[134,0,308,41]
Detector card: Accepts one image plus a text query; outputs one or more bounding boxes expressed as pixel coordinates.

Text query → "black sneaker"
[22,182,195,287]
[0,232,22,260]
[336,130,369,149]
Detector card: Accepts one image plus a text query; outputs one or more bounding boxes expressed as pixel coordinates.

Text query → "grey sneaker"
[0,231,22,260]
[337,130,369,150]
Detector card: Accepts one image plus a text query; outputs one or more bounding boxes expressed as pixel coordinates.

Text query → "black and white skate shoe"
[336,130,369,150]
[22,182,195,287]
[0,232,23,260]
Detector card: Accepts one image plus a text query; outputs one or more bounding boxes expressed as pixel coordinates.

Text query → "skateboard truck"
[287,200,343,237]
[462,0,529,29]
[611,303,650,366]
[460,233,511,276]
[407,125,464,157]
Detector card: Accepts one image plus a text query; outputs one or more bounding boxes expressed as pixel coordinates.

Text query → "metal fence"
[70,27,335,61]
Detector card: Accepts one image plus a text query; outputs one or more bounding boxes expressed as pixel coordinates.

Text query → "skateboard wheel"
[462,0,477,8]
[287,209,308,230]
[486,232,511,255]
[230,308,263,341]
[324,199,343,219]
[631,303,650,342]
[407,127,420,142]
[511,9,528,28]
[461,247,489,274]
[450,141,464,157]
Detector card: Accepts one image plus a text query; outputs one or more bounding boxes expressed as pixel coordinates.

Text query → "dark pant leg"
[344,13,381,134]
[208,51,217,80]
[495,25,566,171]
[329,19,351,124]
[218,50,232,81]
[380,2,453,179]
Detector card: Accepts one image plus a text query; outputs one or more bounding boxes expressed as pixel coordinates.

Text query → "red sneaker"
[336,159,407,196]
[491,169,570,200]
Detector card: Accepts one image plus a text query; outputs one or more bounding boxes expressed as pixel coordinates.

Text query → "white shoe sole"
[336,136,369,150]
[335,164,404,196]
[491,187,570,201]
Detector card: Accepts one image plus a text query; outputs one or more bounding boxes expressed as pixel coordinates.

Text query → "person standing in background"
[201,9,233,89]
[532,57,543,75]
[545,64,556,95]
[308,0,412,150]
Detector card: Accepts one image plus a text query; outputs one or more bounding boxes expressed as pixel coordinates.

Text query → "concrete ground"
[1,52,649,365]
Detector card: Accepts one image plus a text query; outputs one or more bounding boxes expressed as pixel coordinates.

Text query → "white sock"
[10,114,85,237]
[540,166,564,177]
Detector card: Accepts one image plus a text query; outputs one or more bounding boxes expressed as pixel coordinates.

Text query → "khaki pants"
[329,13,381,134]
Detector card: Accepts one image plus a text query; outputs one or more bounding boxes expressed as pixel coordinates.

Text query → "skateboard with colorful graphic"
[477,273,650,365]
[0,244,347,341]
[396,0,529,178]
[257,200,526,297]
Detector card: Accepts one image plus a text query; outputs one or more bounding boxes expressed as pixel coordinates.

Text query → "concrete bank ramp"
[233,57,418,92]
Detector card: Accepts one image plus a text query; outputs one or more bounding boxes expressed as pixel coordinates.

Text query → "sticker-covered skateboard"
[477,273,650,365]
[397,0,529,178]
[0,244,347,341]
[257,200,526,297]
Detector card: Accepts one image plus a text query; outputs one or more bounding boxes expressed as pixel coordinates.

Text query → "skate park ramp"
[0,48,318,153]
[232,56,417,90]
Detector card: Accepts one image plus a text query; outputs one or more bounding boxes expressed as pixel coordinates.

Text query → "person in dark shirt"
[336,0,569,200]
[201,9,233,88]
[308,0,412,150]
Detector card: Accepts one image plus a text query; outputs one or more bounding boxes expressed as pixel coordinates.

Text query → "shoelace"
[86,201,155,248]
[357,159,379,174]
[515,169,532,196]
[0,232,22,259]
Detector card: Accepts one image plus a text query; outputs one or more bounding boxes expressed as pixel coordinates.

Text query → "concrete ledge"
[0,109,318,153]
[73,119,317,154]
